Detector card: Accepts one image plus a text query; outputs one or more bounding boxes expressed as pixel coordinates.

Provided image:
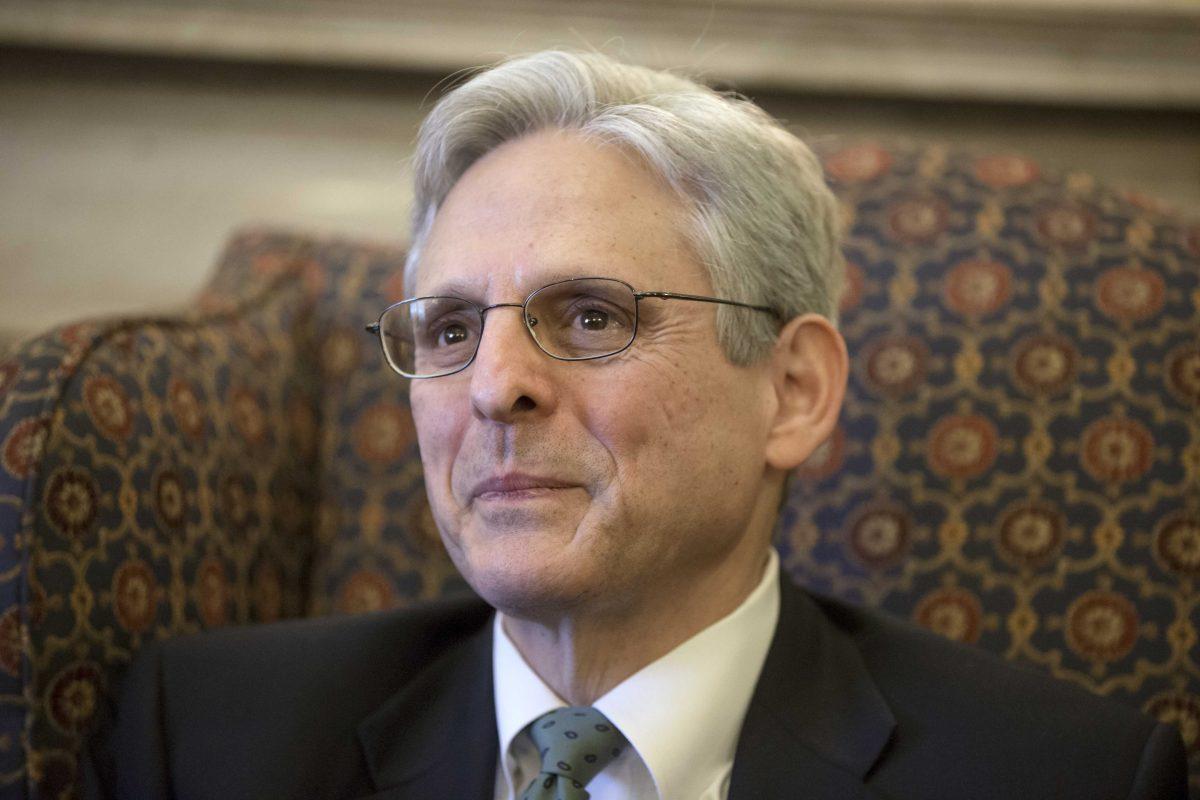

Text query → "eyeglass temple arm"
[634,291,781,320]
[364,323,380,334]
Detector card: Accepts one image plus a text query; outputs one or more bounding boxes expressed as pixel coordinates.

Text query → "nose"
[468,305,557,423]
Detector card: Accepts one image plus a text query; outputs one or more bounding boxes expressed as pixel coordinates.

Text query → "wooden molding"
[2,0,1198,108]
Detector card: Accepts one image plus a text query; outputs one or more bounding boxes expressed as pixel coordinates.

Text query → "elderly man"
[88,51,1186,800]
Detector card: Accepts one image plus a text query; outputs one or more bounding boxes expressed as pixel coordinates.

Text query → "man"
[87,51,1187,799]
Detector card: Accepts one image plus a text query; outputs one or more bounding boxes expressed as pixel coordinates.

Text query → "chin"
[450,540,597,620]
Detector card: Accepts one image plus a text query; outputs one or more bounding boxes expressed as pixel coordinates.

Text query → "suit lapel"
[349,571,896,800]
[729,576,897,800]
[355,615,498,800]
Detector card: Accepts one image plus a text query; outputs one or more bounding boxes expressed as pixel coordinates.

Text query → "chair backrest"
[0,231,342,797]
[0,139,1196,798]
[788,140,1199,793]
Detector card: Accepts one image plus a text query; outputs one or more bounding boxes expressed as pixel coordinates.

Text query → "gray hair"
[405,50,843,364]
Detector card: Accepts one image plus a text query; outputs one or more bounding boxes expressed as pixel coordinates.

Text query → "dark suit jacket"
[85,574,1187,800]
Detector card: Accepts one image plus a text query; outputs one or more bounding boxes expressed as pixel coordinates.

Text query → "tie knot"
[522,706,628,798]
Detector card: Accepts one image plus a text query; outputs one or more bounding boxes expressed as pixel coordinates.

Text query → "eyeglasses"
[364,276,779,379]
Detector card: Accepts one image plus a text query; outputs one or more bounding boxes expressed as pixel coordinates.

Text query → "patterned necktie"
[519,706,629,800]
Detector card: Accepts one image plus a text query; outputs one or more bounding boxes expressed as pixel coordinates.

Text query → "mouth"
[470,473,580,502]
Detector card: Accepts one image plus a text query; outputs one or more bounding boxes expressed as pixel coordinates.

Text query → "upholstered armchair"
[0,139,1196,799]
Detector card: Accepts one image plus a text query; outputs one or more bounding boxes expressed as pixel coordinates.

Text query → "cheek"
[410,386,464,482]
[601,354,770,516]
[581,360,715,487]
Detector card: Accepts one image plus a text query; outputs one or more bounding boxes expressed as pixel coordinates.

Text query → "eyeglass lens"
[379,278,638,377]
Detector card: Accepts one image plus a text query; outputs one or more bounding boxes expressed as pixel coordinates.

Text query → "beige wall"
[1,47,1197,350]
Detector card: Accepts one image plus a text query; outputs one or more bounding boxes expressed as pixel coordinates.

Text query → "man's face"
[409,129,776,620]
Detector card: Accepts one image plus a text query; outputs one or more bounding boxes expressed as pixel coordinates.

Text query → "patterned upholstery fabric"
[0,236,333,797]
[0,140,1195,798]
[789,141,1200,795]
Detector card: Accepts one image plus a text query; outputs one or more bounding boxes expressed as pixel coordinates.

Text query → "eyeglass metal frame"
[363,276,781,379]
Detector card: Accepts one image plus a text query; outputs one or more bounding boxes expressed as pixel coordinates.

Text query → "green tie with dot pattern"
[520,706,629,800]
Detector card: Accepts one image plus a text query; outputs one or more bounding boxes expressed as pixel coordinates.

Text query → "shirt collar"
[493,548,781,800]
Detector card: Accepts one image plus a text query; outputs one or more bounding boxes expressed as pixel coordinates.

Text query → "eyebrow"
[417,268,609,301]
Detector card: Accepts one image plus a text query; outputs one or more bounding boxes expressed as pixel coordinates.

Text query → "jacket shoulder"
[154,591,494,737]
[87,593,493,800]
[161,592,492,684]
[809,592,1187,799]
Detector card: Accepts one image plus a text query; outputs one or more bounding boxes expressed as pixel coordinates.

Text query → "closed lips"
[471,474,578,499]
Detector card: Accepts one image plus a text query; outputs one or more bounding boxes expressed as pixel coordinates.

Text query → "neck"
[501,537,774,706]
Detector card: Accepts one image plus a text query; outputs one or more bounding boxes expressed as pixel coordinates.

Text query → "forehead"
[412,129,709,298]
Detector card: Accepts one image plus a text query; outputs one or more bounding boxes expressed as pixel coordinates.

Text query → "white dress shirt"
[492,548,781,800]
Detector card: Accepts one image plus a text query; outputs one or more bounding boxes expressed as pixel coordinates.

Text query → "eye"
[579,308,611,330]
[437,323,471,346]
[567,301,629,333]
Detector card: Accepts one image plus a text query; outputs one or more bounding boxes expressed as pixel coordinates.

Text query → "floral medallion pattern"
[972,154,1040,188]
[2,418,48,480]
[321,327,362,381]
[887,196,950,244]
[1166,343,1200,407]
[1080,417,1154,485]
[838,261,866,313]
[112,560,159,635]
[168,378,206,442]
[228,387,269,447]
[218,472,253,530]
[46,663,103,737]
[944,259,1013,319]
[81,377,133,442]
[0,141,1196,798]
[152,468,186,530]
[1012,334,1077,396]
[196,558,230,629]
[914,587,983,645]
[43,468,99,541]
[847,506,911,571]
[336,569,397,615]
[824,143,893,184]
[996,502,1065,570]
[1095,266,1166,323]
[352,402,416,466]
[927,414,999,481]
[863,336,928,396]
[1155,515,1200,578]
[1065,590,1140,664]
[1035,203,1096,248]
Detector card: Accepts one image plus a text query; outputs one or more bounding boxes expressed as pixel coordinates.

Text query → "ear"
[763,314,849,471]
